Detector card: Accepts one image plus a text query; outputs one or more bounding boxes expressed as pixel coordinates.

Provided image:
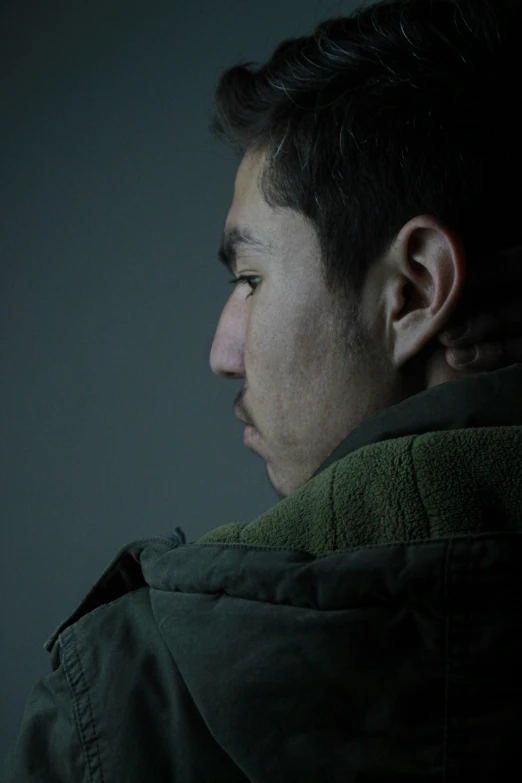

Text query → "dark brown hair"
[209,0,522,317]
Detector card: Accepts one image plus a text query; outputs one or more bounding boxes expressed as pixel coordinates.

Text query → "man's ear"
[384,215,467,368]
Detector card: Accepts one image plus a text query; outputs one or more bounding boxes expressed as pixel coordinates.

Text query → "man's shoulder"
[44,535,180,654]
[22,535,195,783]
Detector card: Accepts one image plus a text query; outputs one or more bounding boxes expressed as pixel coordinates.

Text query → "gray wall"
[0,0,358,760]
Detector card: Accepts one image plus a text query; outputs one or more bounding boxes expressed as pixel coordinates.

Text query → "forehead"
[224,152,276,248]
[228,151,267,216]
[223,150,322,271]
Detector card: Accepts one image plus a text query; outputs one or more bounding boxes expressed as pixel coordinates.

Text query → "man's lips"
[243,424,259,447]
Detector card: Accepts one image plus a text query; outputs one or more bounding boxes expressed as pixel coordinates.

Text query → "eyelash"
[228,275,261,299]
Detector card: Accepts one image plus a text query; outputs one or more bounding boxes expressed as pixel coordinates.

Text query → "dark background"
[0,0,358,759]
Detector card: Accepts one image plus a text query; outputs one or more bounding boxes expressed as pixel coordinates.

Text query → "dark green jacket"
[3,363,522,782]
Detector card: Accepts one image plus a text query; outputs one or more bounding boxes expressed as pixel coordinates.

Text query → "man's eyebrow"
[218,226,273,275]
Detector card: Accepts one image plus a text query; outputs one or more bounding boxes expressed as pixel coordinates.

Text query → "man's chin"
[266,462,285,500]
[267,461,304,501]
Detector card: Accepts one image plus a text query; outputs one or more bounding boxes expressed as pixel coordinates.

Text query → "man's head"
[208,0,522,498]
[210,149,467,498]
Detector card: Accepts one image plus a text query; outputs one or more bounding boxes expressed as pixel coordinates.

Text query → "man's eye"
[227,275,261,299]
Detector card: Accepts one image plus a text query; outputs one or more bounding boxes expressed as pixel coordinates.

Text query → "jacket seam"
[60,625,106,783]
[196,530,521,557]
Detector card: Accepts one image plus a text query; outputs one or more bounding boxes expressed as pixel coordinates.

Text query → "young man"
[3,1,522,780]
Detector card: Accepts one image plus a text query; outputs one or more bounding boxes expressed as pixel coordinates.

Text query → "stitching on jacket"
[60,626,106,783]
[441,537,452,783]
[197,530,521,557]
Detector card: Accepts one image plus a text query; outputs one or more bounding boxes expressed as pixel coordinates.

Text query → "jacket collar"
[311,362,522,481]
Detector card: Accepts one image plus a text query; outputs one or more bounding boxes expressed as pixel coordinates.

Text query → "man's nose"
[209,305,245,379]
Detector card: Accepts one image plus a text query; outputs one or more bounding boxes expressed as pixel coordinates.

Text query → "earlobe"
[392,295,433,368]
